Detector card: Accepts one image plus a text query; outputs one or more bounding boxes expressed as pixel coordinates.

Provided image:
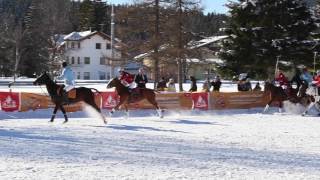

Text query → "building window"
[100,57,105,65]
[106,43,111,49]
[71,42,75,49]
[77,72,81,79]
[71,57,75,64]
[84,72,90,80]
[78,42,81,49]
[84,57,90,64]
[77,57,81,64]
[65,56,69,64]
[96,43,101,49]
[99,72,106,80]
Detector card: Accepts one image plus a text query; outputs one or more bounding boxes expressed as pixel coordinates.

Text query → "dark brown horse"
[263,81,306,113]
[106,78,163,118]
[33,72,106,123]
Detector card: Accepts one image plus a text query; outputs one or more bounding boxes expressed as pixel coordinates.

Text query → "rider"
[57,61,75,100]
[300,67,313,86]
[275,70,289,88]
[118,68,135,92]
[312,70,320,95]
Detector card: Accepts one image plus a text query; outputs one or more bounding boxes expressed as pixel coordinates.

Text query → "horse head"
[33,71,51,85]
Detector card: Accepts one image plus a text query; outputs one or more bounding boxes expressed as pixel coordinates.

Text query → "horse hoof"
[63,120,68,124]
[49,120,54,123]
[302,113,306,116]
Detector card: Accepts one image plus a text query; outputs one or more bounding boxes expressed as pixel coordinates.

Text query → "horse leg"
[123,103,129,118]
[263,99,273,113]
[110,96,127,116]
[50,105,59,122]
[146,96,163,118]
[279,101,283,113]
[59,105,68,123]
[302,102,315,116]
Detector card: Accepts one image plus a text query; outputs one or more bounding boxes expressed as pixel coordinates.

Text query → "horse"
[33,72,107,124]
[263,81,303,113]
[106,78,163,118]
[299,84,318,116]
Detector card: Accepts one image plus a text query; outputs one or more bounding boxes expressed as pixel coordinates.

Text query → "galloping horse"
[33,72,107,123]
[106,78,163,118]
[299,84,318,116]
[263,81,288,113]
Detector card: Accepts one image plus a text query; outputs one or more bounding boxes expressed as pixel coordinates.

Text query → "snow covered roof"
[189,35,228,49]
[63,31,93,41]
[186,58,224,65]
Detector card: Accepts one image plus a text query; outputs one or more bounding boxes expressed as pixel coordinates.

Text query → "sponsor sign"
[0,92,20,112]
[190,92,209,110]
[101,92,119,109]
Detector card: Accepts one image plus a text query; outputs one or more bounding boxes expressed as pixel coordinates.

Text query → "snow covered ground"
[1,83,320,179]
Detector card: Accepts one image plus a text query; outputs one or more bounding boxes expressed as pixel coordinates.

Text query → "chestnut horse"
[263,81,312,113]
[33,72,107,123]
[106,78,163,118]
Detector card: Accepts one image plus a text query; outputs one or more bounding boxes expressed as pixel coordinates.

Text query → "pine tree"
[220,0,317,78]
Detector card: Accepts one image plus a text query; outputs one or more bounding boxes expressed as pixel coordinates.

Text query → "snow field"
[0,106,320,179]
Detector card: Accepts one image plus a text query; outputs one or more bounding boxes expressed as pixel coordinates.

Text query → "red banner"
[190,92,209,110]
[0,92,20,112]
[101,91,119,109]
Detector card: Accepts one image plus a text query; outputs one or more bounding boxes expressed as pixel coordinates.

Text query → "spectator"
[253,82,262,91]
[211,75,222,92]
[156,77,167,91]
[202,81,210,92]
[167,78,176,92]
[134,67,148,88]
[189,76,197,92]
[245,78,252,91]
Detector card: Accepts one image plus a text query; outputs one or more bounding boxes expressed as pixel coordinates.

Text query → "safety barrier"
[0,91,270,112]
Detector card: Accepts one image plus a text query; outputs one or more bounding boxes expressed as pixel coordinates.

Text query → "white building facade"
[62,31,122,80]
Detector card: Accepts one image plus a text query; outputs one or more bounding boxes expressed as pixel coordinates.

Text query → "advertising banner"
[101,91,119,109]
[190,92,209,110]
[0,92,20,112]
[210,91,269,109]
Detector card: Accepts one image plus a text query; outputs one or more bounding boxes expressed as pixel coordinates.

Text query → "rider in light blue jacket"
[58,62,75,91]
[300,67,313,86]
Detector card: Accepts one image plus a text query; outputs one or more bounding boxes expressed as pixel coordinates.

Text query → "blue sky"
[107,0,228,14]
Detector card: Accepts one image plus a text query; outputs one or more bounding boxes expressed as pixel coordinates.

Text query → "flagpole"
[313,52,317,76]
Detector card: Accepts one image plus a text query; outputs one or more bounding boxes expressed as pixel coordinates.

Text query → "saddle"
[57,85,76,99]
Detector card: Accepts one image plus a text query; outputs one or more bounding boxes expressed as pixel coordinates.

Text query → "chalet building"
[58,30,126,80]
[134,36,227,81]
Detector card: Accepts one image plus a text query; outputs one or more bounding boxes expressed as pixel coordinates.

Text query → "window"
[71,57,75,64]
[71,42,75,49]
[106,43,111,49]
[65,56,69,64]
[77,57,81,64]
[77,72,81,79]
[100,57,105,65]
[96,43,101,49]
[84,57,90,64]
[84,72,90,80]
[99,72,106,80]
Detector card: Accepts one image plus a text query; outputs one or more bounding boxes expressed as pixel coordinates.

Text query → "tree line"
[0,0,227,91]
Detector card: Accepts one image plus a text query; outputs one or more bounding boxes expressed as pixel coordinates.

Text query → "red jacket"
[275,73,289,86]
[313,75,320,87]
[119,71,134,85]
